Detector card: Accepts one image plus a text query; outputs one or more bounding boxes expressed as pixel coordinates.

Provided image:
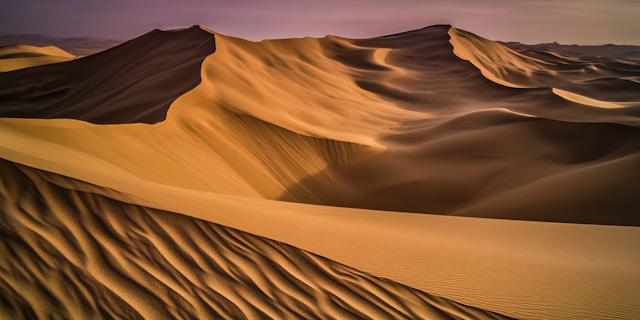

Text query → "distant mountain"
[0,33,122,56]
[499,41,640,61]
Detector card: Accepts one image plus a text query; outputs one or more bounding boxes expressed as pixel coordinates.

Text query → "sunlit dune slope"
[0,45,75,72]
[0,159,511,320]
[1,155,639,320]
[449,27,640,101]
[320,26,640,224]
[0,26,425,204]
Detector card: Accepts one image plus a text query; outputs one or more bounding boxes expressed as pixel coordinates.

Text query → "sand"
[0,159,511,320]
[0,25,639,320]
[0,45,75,72]
[0,26,216,124]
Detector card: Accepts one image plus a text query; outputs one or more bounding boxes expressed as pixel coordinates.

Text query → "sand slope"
[0,26,216,124]
[0,25,639,320]
[1,149,639,320]
[320,26,640,224]
[0,159,510,320]
[0,45,75,72]
[0,26,426,204]
[449,27,640,100]
[2,26,639,224]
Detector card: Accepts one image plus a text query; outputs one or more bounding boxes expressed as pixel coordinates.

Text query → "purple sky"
[1,0,639,45]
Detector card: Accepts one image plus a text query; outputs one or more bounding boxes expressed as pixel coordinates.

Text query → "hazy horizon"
[1,0,639,45]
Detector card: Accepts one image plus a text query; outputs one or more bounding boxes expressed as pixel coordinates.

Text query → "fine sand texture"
[1,25,639,320]
[1,145,639,320]
[0,159,511,320]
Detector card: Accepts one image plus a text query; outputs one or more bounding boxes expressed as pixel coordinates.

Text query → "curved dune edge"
[195,27,424,146]
[0,27,425,203]
[1,145,639,320]
[448,27,545,88]
[448,28,637,109]
[0,159,512,320]
[0,45,76,72]
[448,27,640,109]
[552,88,631,108]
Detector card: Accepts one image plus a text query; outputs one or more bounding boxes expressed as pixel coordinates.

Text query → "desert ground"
[0,25,639,319]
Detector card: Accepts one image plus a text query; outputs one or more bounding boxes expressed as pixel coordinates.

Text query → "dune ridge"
[317,26,640,224]
[2,148,639,320]
[0,26,216,124]
[0,158,511,320]
[0,45,75,72]
[0,26,427,204]
[448,27,640,106]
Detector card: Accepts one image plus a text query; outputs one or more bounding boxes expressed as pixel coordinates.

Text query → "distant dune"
[0,33,122,56]
[0,45,75,72]
[500,40,640,62]
[0,159,511,320]
[0,25,639,320]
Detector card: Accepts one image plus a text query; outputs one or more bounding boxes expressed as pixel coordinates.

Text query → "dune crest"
[448,27,640,105]
[0,45,75,72]
[448,27,548,88]
[0,159,512,320]
[0,26,430,204]
[0,26,216,124]
[552,88,630,108]
[193,28,424,146]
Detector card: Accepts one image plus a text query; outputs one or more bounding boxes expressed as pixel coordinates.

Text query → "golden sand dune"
[1,24,639,320]
[0,45,75,72]
[1,26,639,223]
[1,149,639,320]
[0,159,512,320]
[449,27,640,104]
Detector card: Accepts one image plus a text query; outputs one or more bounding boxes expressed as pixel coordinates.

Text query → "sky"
[1,0,639,45]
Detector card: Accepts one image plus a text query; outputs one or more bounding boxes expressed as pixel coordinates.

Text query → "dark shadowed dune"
[0,26,215,124]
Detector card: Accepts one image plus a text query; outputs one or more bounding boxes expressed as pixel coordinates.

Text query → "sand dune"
[0,159,512,320]
[449,27,640,103]
[0,26,216,124]
[1,151,638,320]
[0,33,122,56]
[2,25,639,224]
[323,26,640,224]
[0,45,75,72]
[0,26,424,203]
[1,24,639,320]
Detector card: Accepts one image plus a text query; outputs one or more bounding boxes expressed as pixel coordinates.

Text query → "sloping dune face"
[1,24,640,320]
[449,27,640,100]
[2,25,639,224]
[0,45,75,72]
[315,26,640,225]
[0,159,510,320]
[0,26,216,124]
[0,26,426,204]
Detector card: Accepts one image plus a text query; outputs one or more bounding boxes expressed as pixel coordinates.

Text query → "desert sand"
[0,159,510,320]
[0,25,639,320]
[0,45,75,72]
